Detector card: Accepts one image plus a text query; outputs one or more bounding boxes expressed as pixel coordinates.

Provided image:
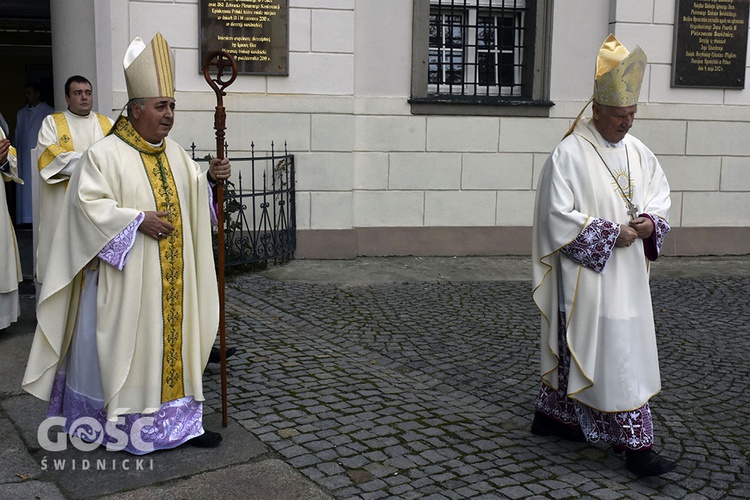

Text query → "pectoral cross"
[627,201,639,219]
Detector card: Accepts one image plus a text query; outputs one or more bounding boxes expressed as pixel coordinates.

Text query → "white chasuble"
[23,118,219,420]
[532,117,671,413]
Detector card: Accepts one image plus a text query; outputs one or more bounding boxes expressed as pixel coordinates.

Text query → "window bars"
[429,0,527,97]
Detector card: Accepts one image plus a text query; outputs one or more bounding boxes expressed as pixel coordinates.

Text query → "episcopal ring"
[158,232,164,238]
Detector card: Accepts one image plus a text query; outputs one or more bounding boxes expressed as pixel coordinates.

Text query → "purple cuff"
[208,183,218,225]
[641,213,670,261]
[98,213,145,270]
[560,218,619,274]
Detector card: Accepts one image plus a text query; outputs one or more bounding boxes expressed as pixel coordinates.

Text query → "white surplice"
[35,110,113,283]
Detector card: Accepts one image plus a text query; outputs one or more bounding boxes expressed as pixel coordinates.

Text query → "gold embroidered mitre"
[124,32,175,100]
[593,34,647,107]
[562,34,647,139]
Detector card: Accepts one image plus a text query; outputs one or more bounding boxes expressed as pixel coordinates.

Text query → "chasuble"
[23,118,219,420]
[532,117,671,413]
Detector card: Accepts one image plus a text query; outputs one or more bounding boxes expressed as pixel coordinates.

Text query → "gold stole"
[114,118,186,403]
[95,114,113,136]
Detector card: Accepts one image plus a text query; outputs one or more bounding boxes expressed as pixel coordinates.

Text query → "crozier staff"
[203,49,238,428]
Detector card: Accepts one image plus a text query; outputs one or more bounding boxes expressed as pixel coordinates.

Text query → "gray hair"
[126,98,148,117]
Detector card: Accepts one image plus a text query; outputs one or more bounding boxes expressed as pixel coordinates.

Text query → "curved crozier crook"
[203,51,239,100]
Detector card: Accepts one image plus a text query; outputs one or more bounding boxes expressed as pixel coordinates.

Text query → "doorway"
[1,0,52,225]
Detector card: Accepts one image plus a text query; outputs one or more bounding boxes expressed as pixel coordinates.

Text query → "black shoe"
[531,411,587,442]
[625,449,677,476]
[208,346,237,364]
[188,429,223,448]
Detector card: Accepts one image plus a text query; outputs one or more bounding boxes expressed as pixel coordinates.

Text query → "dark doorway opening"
[1,0,52,225]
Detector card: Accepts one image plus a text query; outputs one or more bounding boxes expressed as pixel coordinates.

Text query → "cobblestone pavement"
[202,259,750,499]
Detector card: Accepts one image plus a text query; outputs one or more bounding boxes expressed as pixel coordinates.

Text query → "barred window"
[429,1,525,97]
[411,0,553,116]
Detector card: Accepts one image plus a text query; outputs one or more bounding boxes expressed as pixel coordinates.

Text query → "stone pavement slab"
[101,460,334,500]
[0,480,67,499]
[2,394,268,499]
[0,417,42,484]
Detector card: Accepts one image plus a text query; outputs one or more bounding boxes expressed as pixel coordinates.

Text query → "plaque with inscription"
[200,0,288,75]
[672,0,749,88]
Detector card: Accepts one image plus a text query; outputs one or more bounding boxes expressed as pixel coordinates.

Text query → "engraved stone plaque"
[200,0,289,75]
[672,0,749,88]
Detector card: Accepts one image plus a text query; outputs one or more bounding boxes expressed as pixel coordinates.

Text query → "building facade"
[48,0,750,257]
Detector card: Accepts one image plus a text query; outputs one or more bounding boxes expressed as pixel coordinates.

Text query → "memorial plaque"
[200,0,288,75]
[672,0,749,88]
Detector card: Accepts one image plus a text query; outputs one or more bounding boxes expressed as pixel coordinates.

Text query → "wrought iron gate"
[191,142,296,271]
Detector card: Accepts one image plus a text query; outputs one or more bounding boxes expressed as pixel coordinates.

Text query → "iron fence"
[191,142,296,271]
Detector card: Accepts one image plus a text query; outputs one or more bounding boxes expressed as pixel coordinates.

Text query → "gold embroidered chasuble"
[23,118,219,420]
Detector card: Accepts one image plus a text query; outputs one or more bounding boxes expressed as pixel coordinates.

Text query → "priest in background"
[15,82,53,225]
[35,75,113,287]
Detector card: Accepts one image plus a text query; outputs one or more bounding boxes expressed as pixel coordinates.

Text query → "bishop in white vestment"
[23,33,230,454]
[531,35,675,477]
